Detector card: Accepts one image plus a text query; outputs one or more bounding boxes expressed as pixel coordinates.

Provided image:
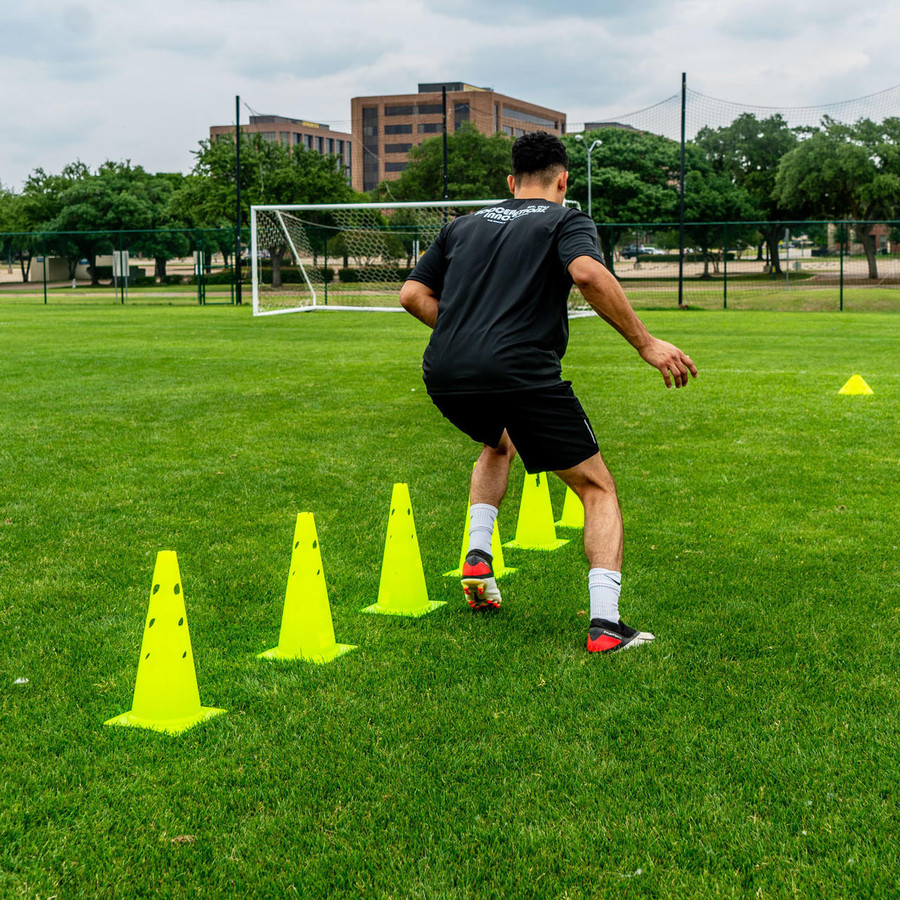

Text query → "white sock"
[468,503,498,557]
[589,568,621,623]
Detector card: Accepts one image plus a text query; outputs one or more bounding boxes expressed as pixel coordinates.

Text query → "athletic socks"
[468,503,498,557]
[589,567,621,623]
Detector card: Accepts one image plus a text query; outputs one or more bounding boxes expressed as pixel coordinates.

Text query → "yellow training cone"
[362,483,446,617]
[504,472,569,551]
[105,551,225,735]
[258,513,357,665]
[443,497,517,578]
[555,486,584,530]
[839,375,874,395]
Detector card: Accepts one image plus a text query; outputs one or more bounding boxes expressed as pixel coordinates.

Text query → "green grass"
[1,305,898,897]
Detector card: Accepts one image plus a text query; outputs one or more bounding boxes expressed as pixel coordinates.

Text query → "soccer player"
[399,131,697,654]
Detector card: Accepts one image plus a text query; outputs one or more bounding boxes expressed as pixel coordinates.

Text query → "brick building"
[209,115,352,183]
[351,82,566,192]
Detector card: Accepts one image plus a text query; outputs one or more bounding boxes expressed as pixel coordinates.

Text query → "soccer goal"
[250,200,503,316]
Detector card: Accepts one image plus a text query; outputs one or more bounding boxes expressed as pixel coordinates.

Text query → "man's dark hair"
[511,131,569,184]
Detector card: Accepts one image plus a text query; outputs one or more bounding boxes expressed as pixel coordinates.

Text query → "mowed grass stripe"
[0,305,897,898]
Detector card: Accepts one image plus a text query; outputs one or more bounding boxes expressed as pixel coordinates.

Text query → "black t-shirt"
[406,198,603,395]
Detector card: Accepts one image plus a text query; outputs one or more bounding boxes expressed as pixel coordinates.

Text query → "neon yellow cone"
[105,551,225,735]
[363,483,446,617]
[258,513,357,665]
[839,374,874,395]
[443,497,517,578]
[504,472,569,551]
[555,486,584,529]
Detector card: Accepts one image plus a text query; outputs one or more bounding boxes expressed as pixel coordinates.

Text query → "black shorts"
[428,381,599,474]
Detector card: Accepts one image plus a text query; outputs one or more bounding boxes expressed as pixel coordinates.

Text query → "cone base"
[503,538,570,551]
[104,706,226,736]
[361,600,447,618]
[554,520,584,530]
[257,642,357,665]
[442,566,518,578]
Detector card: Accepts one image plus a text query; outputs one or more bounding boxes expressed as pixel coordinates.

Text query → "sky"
[1,0,897,192]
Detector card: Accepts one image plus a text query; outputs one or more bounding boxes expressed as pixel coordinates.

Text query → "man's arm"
[568,255,698,389]
[399,279,439,329]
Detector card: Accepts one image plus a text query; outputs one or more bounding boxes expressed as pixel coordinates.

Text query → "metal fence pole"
[839,223,844,311]
[723,222,728,309]
[42,233,47,304]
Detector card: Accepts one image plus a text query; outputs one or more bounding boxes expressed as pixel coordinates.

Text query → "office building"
[351,82,566,192]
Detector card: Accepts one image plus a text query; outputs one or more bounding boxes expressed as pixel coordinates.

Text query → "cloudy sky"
[1,0,897,191]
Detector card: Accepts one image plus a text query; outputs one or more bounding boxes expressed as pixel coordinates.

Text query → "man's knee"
[558,454,616,501]
[483,432,517,462]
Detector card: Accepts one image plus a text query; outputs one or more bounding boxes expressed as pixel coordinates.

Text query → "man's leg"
[461,432,516,610]
[556,452,654,653]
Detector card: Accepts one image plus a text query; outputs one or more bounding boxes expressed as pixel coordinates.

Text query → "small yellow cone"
[839,374,874,395]
[362,483,446,617]
[443,496,517,579]
[105,551,225,735]
[555,486,584,529]
[504,472,569,551]
[258,513,357,665]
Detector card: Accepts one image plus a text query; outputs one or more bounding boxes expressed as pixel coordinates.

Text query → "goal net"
[250,200,503,316]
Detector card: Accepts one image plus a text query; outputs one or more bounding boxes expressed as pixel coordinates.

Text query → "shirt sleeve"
[405,225,447,295]
[556,211,605,271]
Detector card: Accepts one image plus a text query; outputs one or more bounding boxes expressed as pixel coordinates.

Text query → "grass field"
[1,304,898,898]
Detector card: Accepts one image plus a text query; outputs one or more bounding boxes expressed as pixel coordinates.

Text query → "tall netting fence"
[571,83,900,141]
[0,228,238,305]
[576,220,900,312]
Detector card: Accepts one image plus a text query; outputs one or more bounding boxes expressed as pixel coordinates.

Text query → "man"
[399,131,697,654]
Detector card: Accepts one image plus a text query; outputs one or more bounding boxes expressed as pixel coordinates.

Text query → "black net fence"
[583,220,900,312]
[0,228,240,305]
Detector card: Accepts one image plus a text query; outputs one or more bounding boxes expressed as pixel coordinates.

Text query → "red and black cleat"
[460,550,502,610]
[587,618,655,653]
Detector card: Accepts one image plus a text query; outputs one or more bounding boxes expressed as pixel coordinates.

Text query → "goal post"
[250,200,503,316]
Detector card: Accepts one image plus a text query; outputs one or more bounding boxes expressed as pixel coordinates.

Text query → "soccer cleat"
[460,550,502,610]
[587,618,654,654]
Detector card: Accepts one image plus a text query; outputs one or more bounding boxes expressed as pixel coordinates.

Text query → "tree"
[682,163,760,277]
[695,113,800,274]
[173,134,354,287]
[774,117,900,279]
[378,123,512,202]
[46,161,156,283]
[563,129,681,276]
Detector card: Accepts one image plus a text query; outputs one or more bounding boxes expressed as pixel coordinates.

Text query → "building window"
[326,138,334,154]
[260,132,277,142]
[515,128,525,137]
[504,107,558,129]
[418,123,442,134]
[362,107,380,191]
[385,103,443,116]
[495,103,500,133]
[385,162,408,173]
[385,143,413,154]
[337,139,344,155]
[454,102,470,132]
[306,134,314,149]
[384,123,413,135]
[502,125,513,136]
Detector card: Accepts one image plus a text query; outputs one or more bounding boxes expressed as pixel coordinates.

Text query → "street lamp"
[574,134,602,219]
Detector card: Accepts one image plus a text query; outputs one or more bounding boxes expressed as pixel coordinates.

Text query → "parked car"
[621,245,665,259]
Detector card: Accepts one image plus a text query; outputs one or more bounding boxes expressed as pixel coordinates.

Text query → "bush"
[338,266,413,283]
[254,266,334,285]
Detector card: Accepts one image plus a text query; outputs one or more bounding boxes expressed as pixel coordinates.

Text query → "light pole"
[574,134,602,219]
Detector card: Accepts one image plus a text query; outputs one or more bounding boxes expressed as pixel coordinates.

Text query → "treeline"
[381,115,900,279]
[2,114,900,282]
[0,135,356,283]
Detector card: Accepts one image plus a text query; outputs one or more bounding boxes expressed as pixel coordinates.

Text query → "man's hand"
[638,337,697,389]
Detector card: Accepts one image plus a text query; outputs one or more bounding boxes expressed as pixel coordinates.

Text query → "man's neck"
[513,189,561,203]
